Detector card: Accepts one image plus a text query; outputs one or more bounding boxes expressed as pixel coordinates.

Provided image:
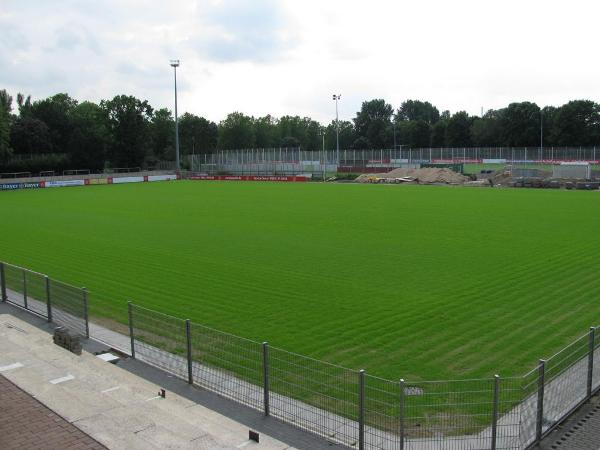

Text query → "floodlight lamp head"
[170,60,180,67]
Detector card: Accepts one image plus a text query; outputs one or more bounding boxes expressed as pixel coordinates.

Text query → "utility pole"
[170,60,181,172]
[332,94,341,164]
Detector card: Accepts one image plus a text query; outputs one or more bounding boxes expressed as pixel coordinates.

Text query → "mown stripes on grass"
[1,181,599,381]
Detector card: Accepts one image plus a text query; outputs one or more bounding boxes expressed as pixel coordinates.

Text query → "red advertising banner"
[190,175,308,182]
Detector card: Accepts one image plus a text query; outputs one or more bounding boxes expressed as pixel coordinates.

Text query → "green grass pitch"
[1,181,599,381]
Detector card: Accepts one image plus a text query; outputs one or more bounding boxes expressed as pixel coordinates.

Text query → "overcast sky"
[1,0,599,124]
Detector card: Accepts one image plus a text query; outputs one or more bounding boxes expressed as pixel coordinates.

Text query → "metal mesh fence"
[363,375,400,449]
[23,269,48,317]
[130,305,188,379]
[268,347,360,447]
[1,261,599,450]
[3,263,48,318]
[4,263,27,309]
[49,279,87,337]
[191,147,600,177]
[190,322,263,411]
[496,377,523,450]
[403,378,495,449]
[518,366,540,449]
[542,333,590,433]
[594,327,600,391]
[87,293,131,352]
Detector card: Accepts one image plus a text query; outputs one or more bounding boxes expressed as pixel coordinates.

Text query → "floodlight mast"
[332,94,341,164]
[170,60,181,172]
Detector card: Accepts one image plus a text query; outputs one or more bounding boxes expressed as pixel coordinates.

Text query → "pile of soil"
[355,168,470,185]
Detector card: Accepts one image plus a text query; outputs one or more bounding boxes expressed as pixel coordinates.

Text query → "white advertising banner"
[112,176,145,184]
[45,179,86,188]
[148,174,177,182]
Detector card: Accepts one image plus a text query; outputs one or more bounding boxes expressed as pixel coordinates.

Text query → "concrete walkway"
[0,311,295,450]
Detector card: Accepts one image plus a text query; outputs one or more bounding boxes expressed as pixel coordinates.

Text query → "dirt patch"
[355,168,470,185]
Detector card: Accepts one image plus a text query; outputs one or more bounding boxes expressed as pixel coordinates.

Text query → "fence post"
[0,263,6,302]
[22,269,28,309]
[186,319,193,385]
[359,369,365,450]
[399,379,405,450]
[588,327,596,399]
[262,342,270,416]
[45,276,52,322]
[535,359,546,443]
[128,301,135,358]
[82,287,89,338]
[491,375,500,450]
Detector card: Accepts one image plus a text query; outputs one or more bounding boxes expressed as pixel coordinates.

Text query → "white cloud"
[1,0,599,124]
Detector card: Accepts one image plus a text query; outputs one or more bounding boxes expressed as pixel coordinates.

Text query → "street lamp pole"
[170,59,181,172]
[392,116,397,151]
[540,108,544,158]
[332,94,341,164]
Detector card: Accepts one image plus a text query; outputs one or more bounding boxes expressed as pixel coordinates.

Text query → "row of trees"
[2,89,600,171]
[0,91,218,170]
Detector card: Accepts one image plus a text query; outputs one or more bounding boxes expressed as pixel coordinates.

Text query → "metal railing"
[1,261,598,449]
[190,147,600,175]
[0,261,89,338]
[127,302,599,450]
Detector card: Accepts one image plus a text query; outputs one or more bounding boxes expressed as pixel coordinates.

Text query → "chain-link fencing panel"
[495,377,523,450]
[23,269,48,317]
[542,333,590,434]
[268,347,360,448]
[87,293,130,353]
[364,374,401,449]
[50,279,87,337]
[189,322,263,411]
[130,305,188,379]
[519,366,540,448]
[4,263,26,308]
[403,378,495,450]
[594,327,600,391]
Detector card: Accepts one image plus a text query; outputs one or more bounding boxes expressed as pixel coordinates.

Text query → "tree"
[16,93,32,117]
[31,93,78,153]
[550,100,600,146]
[445,111,472,147]
[471,109,504,147]
[500,102,540,147]
[100,95,153,168]
[276,116,322,149]
[10,117,53,155]
[396,120,431,148]
[325,120,355,150]
[397,100,440,124]
[353,99,393,149]
[0,90,13,160]
[218,112,255,150]
[540,106,558,147]
[150,108,174,161]
[253,115,278,148]
[179,113,218,156]
[68,101,111,170]
[431,120,448,147]
[280,136,300,147]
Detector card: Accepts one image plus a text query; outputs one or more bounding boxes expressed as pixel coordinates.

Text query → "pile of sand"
[355,168,469,185]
